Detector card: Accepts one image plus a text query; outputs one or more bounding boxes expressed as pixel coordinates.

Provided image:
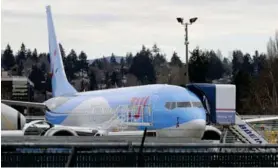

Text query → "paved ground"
[2,135,215,145]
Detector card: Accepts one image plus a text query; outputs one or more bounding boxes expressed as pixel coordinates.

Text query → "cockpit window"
[165,102,176,110]
[177,102,191,108]
[165,102,171,109]
[165,101,203,110]
[192,102,203,108]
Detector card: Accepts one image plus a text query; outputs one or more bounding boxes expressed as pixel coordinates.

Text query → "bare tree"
[267,31,278,59]
[241,31,278,115]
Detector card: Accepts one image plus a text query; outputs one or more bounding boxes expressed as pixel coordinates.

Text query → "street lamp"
[176,17,198,85]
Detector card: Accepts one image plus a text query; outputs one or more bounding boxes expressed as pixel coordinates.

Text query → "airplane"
[2,5,278,142]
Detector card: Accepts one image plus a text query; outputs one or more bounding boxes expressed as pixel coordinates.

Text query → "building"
[1,70,34,101]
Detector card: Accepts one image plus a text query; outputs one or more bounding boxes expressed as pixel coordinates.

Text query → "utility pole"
[176,17,198,85]
[185,23,189,84]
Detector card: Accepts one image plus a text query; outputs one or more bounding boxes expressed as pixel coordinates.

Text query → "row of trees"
[233,32,278,114]
[1,31,278,114]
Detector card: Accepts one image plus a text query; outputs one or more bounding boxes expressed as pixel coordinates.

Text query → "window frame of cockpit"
[164,101,204,110]
[165,102,176,110]
[191,101,203,108]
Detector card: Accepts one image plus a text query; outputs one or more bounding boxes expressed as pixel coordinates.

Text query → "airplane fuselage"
[44,84,207,138]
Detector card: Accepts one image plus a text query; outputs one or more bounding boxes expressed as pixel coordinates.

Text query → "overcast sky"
[2,0,278,61]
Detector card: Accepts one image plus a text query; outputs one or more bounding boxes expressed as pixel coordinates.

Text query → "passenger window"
[192,102,203,108]
[177,102,192,108]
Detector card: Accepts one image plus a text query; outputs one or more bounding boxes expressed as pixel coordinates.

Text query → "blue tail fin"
[46,6,77,97]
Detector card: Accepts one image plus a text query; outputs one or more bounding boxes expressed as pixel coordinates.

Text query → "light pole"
[176,17,198,85]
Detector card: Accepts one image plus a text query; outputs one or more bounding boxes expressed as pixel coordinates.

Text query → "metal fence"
[2,142,278,167]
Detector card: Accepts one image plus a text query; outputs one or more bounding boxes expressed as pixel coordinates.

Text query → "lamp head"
[189,17,198,24]
[176,17,184,24]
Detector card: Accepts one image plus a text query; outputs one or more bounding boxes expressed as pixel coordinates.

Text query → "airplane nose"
[177,108,207,138]
[189,119,206,138]
[158,118,206,138]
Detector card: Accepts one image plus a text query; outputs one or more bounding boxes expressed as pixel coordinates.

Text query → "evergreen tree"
[233,70,252,114]
[2,44,15,70]
[120,57,125,67]
[125,52,133,66]
[252,50,260,76]
[89,70,97,90]
[129,45,156,84]
[111,71,117,86]
[242,53,253,74]
[120,57,126,78]
[47,53,50,63]
[40,62,47,73]
[17,61,24,76]
[153,54,166,66]
[232,50,244,77]
[65,49,78,80]
[92,59,104,69]
[110,53,117,65]
[26,49,32,59]
[152,44,160,53]
[222,57,232,76]
[32,48,38,61]
[152,44,159,62]
[207,50,224,81]
[16,43,27,75]
[16,43,26,62]
[78,51,88,75]
[102,56,109,70]
[59,43,66,63]
[188,47,209,83]
[258,53,267,73]
[104,71,111,88]
[45,72,52,92]
[28,65,45,91]
[152,44,166,66]
[170,52,182,67]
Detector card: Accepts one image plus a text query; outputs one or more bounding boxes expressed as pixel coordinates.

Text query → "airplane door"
[147,94,159,126]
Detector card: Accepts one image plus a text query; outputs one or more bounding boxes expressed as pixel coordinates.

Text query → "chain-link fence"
[2,142,278,167]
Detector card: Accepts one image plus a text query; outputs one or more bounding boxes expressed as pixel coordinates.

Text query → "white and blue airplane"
[4,6,277,141]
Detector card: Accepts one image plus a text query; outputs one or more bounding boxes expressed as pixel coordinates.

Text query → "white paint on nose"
[156,119,206,138]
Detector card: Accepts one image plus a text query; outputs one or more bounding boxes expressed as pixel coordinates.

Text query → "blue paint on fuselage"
[45,84,206,130]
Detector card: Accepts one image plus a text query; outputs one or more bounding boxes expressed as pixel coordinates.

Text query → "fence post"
[138,127,147,167]
[65,147,76,167]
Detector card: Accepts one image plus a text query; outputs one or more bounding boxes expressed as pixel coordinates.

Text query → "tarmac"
[1,135,216,145]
